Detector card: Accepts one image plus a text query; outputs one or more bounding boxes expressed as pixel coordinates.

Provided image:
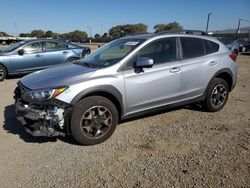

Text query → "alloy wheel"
[80,106,112,139]
[211,84,227,107]
[0,67,4,79]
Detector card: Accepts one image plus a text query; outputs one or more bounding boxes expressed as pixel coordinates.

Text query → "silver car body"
[20,33,237,117]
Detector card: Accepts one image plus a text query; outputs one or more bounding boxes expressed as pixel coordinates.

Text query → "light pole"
[236,18,250,34]
[206,13,212,33]
[236,19,242,34]
[86,26,92,43]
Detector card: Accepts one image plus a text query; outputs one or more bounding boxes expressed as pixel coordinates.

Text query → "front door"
[11,42,44,73]
[122,37,181,114]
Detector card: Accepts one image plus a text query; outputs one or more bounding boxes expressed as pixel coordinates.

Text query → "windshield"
[77,38,145,68]
[1,41,26,53]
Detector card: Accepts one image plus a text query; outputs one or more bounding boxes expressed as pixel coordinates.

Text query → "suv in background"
[14,30,237,145]
[0,39,91,81]
[234,38,250,53]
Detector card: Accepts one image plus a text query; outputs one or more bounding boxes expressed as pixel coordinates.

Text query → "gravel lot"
[0,53,249,187]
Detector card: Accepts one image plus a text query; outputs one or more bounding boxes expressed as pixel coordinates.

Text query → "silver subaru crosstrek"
[14,30,237,145]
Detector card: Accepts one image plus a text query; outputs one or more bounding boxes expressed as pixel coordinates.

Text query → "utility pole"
[236,19,242,34]
[206,13,212,33]
[86,26,92,43]
[237,18,250,34]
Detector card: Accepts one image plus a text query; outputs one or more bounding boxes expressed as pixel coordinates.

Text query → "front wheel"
[70,96,118,145]
[203,78,229,112]
[0,65,7,81]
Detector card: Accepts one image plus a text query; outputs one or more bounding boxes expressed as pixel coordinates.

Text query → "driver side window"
[123,37,177,71]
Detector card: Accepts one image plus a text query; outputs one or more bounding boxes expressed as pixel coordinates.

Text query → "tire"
[0,64,7,81]
[86,49,91,55]
[70,96,118,145]
[232,49,238,56]
[204,78,229,112]
[68,57,80,64]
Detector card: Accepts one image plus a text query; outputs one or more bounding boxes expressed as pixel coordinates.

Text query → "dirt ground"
[0,54,249,188]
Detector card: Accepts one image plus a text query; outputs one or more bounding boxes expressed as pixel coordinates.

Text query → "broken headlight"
[22,87,68,101]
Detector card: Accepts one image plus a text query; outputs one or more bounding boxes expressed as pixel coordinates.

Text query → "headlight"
[23,87,68,101]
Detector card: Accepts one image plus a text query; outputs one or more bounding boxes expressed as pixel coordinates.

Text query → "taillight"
[229,52,237,62]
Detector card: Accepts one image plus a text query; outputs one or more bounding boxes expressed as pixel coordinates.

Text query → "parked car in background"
[234,38,250,53]
[15,30,237,145]
[217,37,240,55]
[0,39,91,81]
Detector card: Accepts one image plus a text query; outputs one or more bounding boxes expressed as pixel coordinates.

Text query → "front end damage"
[14,82,71,137]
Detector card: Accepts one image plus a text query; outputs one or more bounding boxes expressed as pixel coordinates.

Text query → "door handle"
[170,67,180,73]
[209,61,217,66]
[36,54,42,57]
[63,51,69,54]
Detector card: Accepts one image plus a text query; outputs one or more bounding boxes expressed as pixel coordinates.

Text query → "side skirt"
[120,95,205,122]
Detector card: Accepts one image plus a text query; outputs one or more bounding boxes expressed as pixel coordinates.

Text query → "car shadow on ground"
[6,74,24,80]
[3,104,79,145]
[3,103,205,145]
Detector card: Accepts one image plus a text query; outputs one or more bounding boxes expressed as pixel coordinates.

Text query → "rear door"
[10,42,45,72]
[42,41,71,67]
[122,37,182,114]
[179,37,220,99]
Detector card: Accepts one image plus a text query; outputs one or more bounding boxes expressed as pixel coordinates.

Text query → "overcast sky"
[0,0,249,35]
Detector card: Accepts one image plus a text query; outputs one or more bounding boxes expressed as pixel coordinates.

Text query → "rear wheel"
[232,49,238,56]
[0,65,7,81]
[70,96,118,145]
[203,78,229,112]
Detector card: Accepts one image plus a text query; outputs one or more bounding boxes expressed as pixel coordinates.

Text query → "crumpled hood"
[21,63,96,90]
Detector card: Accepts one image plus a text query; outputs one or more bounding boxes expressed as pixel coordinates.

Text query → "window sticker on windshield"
[124,41,139,46]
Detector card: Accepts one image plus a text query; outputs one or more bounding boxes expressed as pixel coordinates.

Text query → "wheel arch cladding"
[71,85,124,117]
[214,69,233,91]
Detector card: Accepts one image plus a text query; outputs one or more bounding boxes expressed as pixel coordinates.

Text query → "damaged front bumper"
[14,83,71,137]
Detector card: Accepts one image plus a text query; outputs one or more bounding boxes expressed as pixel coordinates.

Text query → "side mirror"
[136,57,154,68]
[17,49,25,56]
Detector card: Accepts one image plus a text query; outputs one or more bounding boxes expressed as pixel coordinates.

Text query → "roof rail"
[154,30,208,36]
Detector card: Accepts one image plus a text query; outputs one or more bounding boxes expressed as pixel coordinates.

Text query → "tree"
[109,23,148,39]
[94,33,100,38]
[0,31,11,37]
[61,30,88,41]
[154,22,183,33]
[19,33,30,37]
[102,32,108,38]
[30,30,45,38]
[45,30,54,38]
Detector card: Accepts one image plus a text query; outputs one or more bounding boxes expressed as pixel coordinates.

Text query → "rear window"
[180,37,205,59]
[204,40,219,54]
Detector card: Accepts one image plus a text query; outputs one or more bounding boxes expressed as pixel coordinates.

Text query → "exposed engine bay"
[14,82,70,137]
